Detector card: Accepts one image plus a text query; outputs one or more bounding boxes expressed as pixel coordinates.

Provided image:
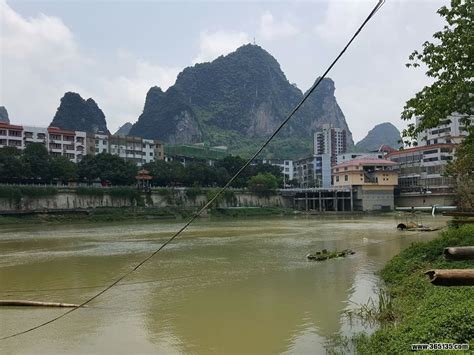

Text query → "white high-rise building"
[314,124,347,165]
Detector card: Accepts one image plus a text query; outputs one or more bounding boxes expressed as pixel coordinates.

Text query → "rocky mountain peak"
[0,106,9,123]
[50,92,109,134]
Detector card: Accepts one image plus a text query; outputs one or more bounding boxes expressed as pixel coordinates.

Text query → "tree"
[78,153,137,185]
[215,156,250,188]
[0,147,27,182]
[144,160,186,186]
[247,173,278,197]
[50,156,77,183]
[401,0,473,143]
[184,161,217,187]
[22,143,51,181]
[445,133,474,210]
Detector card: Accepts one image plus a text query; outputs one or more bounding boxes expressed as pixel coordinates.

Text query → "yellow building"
[332,158,398,211]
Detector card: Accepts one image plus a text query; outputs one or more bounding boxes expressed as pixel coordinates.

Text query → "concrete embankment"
[0,187,291,213]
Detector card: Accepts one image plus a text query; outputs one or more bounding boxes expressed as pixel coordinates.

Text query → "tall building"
[314,124,347,164]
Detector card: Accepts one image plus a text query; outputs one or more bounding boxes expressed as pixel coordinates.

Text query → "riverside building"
[332,158,398,211]
[386,114,472,206]
[0,122,164,166]
[314,124,347,165]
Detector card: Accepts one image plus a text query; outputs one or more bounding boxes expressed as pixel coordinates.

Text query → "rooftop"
[333,158,396,169]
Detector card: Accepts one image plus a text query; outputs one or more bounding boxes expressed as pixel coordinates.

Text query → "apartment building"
[293,154,331,188]
[416,114,473,146]
[314,124,347,165]
[0,123,164,166]
[387,114,472,194]
[386,144,456,193]
[108,135,164,166]
[0,123,86,163]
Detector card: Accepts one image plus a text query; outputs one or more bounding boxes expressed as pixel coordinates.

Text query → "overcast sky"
[1,0,445,142]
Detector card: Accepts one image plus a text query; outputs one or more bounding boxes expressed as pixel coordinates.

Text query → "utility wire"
[0,0,385,341]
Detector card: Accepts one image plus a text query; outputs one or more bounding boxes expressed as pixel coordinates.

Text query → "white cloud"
[259,11,299,41]
[0,0,179,132]
[310,0,445,142]
[192,30,250,64]
[314,1,374,43]
[99,51,180,130]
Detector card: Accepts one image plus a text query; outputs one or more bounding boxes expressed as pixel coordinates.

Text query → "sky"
[0,0,445,142]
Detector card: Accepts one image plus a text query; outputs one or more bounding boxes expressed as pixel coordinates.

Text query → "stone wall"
[0,189,290,212]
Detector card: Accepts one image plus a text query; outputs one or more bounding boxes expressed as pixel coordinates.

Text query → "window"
[0,130,6,135]
[344,175,348,181]
[9,130,21,137]
[336,176,339,182]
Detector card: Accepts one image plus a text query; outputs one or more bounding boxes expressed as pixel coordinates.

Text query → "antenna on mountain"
[253,37,256,45]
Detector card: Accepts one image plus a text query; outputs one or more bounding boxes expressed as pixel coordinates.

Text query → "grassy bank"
[354,225,474,354]
[0,206,298,226]
[0,207,183,225]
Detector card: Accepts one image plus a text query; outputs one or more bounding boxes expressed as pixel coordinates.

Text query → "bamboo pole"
[0,300,80,307]
[425,269,474,286]
[444,246,474,261]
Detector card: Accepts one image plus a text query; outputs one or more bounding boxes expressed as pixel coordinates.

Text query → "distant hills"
[47,44,357,158]
[114,122,133,136]
[355,122,401,151]
[129,44,353,158]
[50,92,109,134]
[0,106,9,123]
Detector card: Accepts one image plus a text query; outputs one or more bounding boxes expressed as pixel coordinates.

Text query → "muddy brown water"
[0,215,448,354]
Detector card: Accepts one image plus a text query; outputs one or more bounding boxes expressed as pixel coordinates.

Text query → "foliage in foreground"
[355,225,474,354]
[401,0,472,142]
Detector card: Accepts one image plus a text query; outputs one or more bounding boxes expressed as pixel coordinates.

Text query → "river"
[0,214,449,354]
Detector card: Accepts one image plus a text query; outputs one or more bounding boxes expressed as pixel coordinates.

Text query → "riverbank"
[0,206,299,225]
[353,225,474,354]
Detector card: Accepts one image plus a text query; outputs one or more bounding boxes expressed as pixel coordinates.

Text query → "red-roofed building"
[332,158,398,211]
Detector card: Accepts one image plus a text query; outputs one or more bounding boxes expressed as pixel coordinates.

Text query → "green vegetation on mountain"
[0,106,9,123]
[50,92,109,133]
[129,44,353,158]
[355,122,401,151]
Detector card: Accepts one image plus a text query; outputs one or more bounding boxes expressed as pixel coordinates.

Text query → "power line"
[0,0,385,341]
